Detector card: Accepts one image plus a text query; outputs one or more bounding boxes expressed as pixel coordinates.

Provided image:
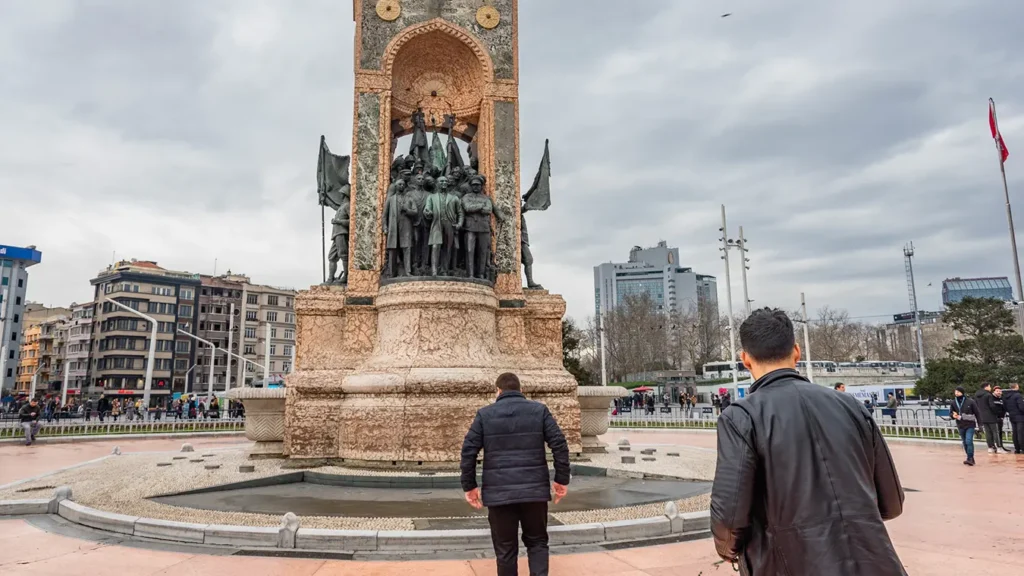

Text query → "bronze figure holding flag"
[317,136,352,285]
[521,140,552,289]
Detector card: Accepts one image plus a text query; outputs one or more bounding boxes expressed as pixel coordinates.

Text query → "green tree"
[918,297,1024,398]
[563,318,595,385]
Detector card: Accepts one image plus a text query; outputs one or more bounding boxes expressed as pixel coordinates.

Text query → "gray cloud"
[2,0,1023,326]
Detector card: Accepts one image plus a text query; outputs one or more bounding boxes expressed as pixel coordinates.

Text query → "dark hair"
[495,372,521,392]
[739,308,796,363]
[955,386,966,394]
[833,383,845,390]
[981,382,992,390]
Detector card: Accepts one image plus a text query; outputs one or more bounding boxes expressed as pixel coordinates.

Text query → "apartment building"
[179,272,297,395]
[1,244,41,394]
[193,274,244,395]
[237,278,296,388]
[88,260,200,407]
[14,324,40,394]
[65,302,93,396]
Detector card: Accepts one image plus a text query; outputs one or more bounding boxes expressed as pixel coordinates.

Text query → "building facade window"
[244,328,256,338]
[246,311,257,321]
[267,295,279,306]
[266,312,278,322]
[247,294,258,305]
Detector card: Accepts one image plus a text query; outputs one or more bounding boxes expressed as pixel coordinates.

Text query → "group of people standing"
[950,382,1024,464]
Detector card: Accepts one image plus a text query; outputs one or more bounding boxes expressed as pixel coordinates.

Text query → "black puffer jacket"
[460,391,571,507]
[975,389,999,424]
[1004,389,1024,423]
[711,369,906,576]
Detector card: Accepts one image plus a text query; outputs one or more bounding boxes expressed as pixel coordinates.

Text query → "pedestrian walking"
[1003,383,1024,454]
[19,398,42,446]
[720,392,731,412]
[710,308,905,575]
[975,383,1004,454]
[84,398,93,422]
[460,373,570,576]
[950,387,978,465]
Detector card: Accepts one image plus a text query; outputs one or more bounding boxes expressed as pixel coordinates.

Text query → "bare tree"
[670,299,724,374]
[808,307,863,361]
[592,294,671,382]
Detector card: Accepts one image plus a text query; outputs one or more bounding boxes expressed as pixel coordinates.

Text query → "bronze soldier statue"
[409,108,429,167]
[327,186,351,284]
[520,203,541,289]
[382,175,415,277]
[461,174,506,280]
[424,175,465,276]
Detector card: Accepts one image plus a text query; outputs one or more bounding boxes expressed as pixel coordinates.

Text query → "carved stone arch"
[382,18,495,81]
[383,18,495,127]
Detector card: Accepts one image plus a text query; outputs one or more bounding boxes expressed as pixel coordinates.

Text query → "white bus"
[701,361,751,381]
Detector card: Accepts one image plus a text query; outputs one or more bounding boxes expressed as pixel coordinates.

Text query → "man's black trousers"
[983,422,1002,448]
[1012,421,1024,453]
[487,501,549,576]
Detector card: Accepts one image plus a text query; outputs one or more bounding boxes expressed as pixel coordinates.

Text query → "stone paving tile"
[152,554,327,576]
[1,540,195,576]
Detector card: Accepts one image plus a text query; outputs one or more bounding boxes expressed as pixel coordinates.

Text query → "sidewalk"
[2,432,1022,575]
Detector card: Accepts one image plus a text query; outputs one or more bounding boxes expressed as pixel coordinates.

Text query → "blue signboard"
[0,245,42,264]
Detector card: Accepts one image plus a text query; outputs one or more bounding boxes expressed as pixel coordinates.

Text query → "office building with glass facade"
[941,277,1014,305]
[594,241,718,318]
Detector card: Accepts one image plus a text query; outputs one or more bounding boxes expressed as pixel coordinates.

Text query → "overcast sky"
[2,0,1023,324]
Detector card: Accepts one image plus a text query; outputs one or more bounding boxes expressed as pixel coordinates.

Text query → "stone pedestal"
[227,387,287,459]
[577,386,630,453]
[286,281,582,468]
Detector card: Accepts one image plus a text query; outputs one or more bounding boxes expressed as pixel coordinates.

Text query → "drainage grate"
[15,485,55,494]
[232,549,354,560]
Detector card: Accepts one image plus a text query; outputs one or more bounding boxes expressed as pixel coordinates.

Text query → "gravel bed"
[587,444,716,482]
[1,440,717,531]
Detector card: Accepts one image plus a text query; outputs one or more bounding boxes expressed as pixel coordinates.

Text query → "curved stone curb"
[0,495,711,552]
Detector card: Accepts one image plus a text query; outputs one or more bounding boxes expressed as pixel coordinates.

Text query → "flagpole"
[991,98,1024,335]
[321,201,325,284]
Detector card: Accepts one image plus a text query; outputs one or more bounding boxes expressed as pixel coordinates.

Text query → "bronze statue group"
[318,109,551,288]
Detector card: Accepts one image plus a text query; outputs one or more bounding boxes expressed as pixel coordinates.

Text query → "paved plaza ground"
[0,431,1021,575]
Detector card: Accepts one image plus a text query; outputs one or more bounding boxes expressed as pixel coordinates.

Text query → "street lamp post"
[264,322,271,387]
[801,293,814,383]
[177,329,266,384]
[105,298,158,413]
[226,303,235,390]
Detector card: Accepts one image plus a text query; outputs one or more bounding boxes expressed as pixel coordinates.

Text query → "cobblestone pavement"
[1,432,1022,575]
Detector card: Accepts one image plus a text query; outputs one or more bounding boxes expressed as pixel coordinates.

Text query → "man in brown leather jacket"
[711,308,906,575]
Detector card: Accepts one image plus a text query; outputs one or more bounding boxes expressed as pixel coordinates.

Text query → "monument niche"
[281,0,581,468]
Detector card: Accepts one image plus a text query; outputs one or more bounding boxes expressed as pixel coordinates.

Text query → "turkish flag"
[990,98,1010,164]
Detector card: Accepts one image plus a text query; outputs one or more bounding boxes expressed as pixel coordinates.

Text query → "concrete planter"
[577,386,630,453]
[227,387,287,459]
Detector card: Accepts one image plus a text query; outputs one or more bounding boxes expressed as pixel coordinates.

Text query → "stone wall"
[358,0,515,79]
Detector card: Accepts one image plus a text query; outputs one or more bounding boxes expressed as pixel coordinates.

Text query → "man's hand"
[465,488,483,510]
[552,482,568,505]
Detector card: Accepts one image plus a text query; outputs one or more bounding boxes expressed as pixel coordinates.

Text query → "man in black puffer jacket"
[974,383,1003,453]
[461,372,570,576]
[711,308,905,575]
[1004,383,1024,453]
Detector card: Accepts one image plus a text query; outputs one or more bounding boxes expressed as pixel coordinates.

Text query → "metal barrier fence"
[0,418,245,440]
[611,404,960,427]
[610,407,1015,444]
